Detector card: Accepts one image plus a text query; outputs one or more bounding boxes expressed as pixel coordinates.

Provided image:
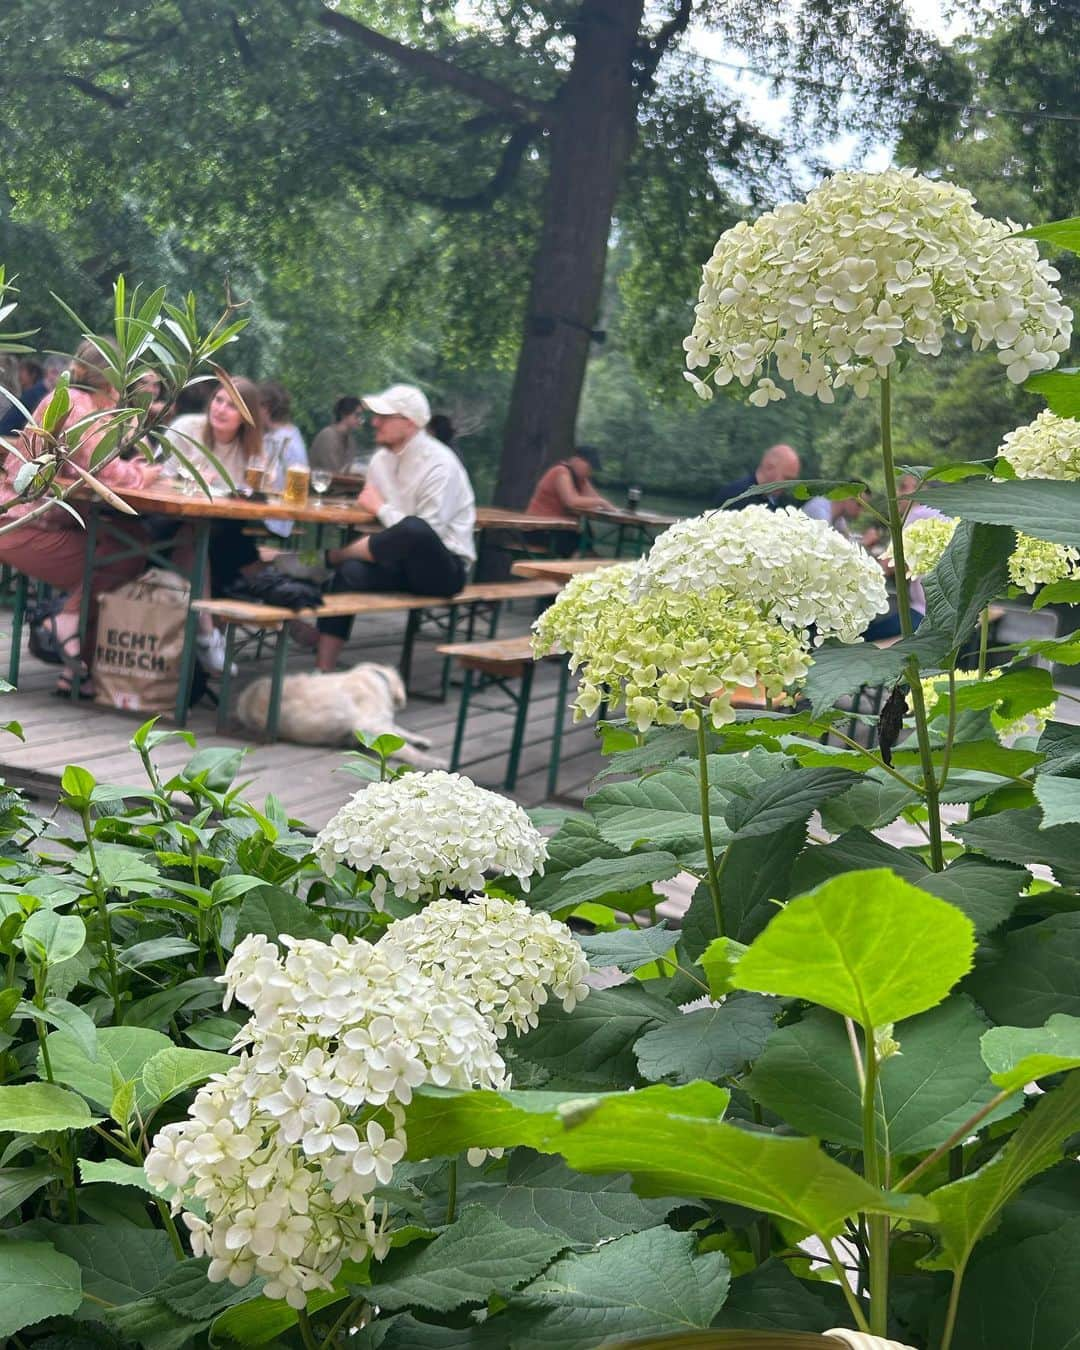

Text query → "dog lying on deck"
[235,662,444,767]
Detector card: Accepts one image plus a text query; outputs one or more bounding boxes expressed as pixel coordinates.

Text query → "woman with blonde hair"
[163,377,266,673]
[0,338,163,696]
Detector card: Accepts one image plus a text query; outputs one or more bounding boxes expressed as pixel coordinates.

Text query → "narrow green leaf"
[0,1164,54,1221]
[1015,217,1080,250]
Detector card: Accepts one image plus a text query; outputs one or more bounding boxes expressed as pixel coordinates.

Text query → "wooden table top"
[512,557,621,582]
[475,508,578,533]
[104,486,574,535]
[582,505,680,528]
[109,483,379,527]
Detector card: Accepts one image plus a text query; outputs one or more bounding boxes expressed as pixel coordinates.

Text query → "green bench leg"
[400,610,420,690]
[504,662,534,792]
[449,668,474,772]
[547,658,570,800]
[175,522,210,726]
[216,625,238,733]
[7,573,28,688]
[439,605,459,702]
[265,628,289,742]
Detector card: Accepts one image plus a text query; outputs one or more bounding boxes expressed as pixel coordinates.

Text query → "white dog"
[236,662,444,767]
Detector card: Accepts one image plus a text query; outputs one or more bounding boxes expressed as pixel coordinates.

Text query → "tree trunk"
[493,0,646,508]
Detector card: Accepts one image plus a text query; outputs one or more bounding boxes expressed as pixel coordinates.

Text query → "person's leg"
[367,517,467,597]
[315,555,405,672]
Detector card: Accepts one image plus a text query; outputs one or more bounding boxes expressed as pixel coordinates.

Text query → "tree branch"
[406,122,540,210]
[635,0,693,91]
[56,73,129,110]
[317,7,554,129]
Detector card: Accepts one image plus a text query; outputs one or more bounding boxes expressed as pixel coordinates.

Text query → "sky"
[689,0,972,177]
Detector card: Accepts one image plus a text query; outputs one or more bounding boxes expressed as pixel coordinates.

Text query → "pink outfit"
[0,391,156,661]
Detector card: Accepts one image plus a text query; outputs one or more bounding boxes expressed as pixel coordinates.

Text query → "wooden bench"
[437,635,570,795]
[193,579,562,738]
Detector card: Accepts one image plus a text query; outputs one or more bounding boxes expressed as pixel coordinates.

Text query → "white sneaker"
[196,628,238,677]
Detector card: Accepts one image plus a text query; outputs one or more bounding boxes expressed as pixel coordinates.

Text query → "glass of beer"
[244,460,267,495]
[283,464,310,508]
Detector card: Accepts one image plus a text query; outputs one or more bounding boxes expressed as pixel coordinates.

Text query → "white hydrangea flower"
[633,506,888,644]
[382,895,591,1037]
[146,933,507,1308]
[563,584,811,732]
[684,168,1072,404]
[1008,534,1080,594]
[900,515,958,578]
[900,513,1078,593]
[922,669,1056,741]
[999,410,1080,481]
[313,771,547,907]
[532,562,637,657]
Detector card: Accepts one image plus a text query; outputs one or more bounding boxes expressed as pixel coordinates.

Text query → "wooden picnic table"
[512,558,619,583]
[579,504,680,557]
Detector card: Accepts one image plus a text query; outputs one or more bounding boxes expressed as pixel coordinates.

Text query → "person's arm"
[552,465,609,514]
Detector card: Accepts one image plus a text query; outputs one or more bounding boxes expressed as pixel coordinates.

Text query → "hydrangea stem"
[860,1025,889,1336]
[978,605,991,677]
[879,374,945,871]
[696,717,724,938]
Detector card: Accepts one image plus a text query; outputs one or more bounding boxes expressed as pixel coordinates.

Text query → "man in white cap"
[315,384,476,671]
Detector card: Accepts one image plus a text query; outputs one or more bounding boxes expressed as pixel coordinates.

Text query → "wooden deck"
[0,601,603,830]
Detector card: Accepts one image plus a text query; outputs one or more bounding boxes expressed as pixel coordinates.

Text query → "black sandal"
[39,615,95,699]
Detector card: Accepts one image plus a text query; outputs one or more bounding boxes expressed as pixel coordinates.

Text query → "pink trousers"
[0,519,153,663]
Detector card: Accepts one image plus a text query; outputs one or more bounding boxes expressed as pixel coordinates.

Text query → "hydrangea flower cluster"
[633,506,888,644]
[921,669,1057,740]
[382,895,590,1037]
[532,562,636,656]
[145,933,508,1307]
[313,771,547,907]
[1008,533,1080,594]
[900,515,957,577]
[684,168,1072,404]
[565,585,811,731]
[900,513,1078,593]
[999,410,1080,481]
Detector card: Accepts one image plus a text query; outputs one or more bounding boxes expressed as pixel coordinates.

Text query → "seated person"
[0,358,49,437]
[714,443,801,510]
[164,377,266,672]
[309,396,362,473]
[0,339,163,695]
[316,384,475,672]
[526,445,614,557]
[258,380,308,543]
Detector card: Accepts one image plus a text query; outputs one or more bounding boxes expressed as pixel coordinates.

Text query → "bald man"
[713,443,801,511]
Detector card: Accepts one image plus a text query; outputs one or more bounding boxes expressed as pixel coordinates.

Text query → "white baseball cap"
[362,384,431,428]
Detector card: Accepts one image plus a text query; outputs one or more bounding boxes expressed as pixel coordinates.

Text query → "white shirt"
[367,429,477,564]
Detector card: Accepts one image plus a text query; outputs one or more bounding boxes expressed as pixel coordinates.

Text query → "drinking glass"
[310,468,333,502]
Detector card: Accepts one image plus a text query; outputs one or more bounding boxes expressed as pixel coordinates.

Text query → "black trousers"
[317,515,468,640]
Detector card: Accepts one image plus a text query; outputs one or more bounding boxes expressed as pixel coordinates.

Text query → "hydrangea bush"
[7,190,1080,1350]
